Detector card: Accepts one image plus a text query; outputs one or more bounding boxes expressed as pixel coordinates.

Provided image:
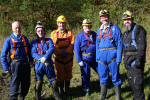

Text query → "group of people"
[0,9,146,100]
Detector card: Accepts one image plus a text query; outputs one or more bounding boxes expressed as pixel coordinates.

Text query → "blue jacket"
[96,23,122,63]
[31,38,54,72]
[74,31,96,63]
[1,33,33,71]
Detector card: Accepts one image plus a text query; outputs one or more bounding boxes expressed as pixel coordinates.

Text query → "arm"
[66,30,75,54]
[1,37,11,71]
[74,35,82,62]
[51,31,62,55]
[96,29,100,62]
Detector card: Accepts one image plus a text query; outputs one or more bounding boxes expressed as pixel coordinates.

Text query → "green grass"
[0,54,150,100]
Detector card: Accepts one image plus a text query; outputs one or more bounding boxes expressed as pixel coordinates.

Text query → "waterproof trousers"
[54,54,73,81]
[80,62,98,89]
[9,60,30,100]
[126,63,145,100]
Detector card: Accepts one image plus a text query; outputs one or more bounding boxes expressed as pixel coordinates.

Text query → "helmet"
[99,9,109,17]
[122,11,134,19]
[82,18,92,26]
[56,15,67,22]
[35,21,45,32]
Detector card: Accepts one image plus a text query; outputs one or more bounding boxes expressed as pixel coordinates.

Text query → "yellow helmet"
[56,15,67,22]
[122,11,134,19]
[99,9,109,17]
[82,18,92,26]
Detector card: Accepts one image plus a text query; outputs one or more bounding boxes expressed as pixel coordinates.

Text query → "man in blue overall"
[122,11,146,100]
[1,21,33,100]
[30,21,61,100]
[96,10,122,100]
[74,18,98,96]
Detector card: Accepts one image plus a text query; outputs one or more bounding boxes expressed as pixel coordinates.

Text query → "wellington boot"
[114,85,121,100]
[65,80,71,96]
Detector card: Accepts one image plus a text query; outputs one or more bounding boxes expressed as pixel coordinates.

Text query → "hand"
[39,57,46,63]
[59,52,68,58]
[117,62,120,66]
[5,69,11,75]
[29,62,33,68]
[79,61,84,67]
[44,61,50,68]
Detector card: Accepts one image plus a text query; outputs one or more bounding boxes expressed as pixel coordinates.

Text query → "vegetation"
[0,0,150,100]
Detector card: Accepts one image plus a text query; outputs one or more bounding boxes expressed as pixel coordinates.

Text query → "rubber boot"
[114,85,121,100]
[96,84,107,100]
[83,88,89,96]
[65,80,71,96]
[35,90,41,100]
[59,81,64,96]
[18,95,25,100]
[51,88,62,100]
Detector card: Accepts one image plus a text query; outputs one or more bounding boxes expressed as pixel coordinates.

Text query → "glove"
[39,57,46,63]
[59,51,68,58]
[44,61,50,68]
[135,59,141,69]
[79,61,84,67]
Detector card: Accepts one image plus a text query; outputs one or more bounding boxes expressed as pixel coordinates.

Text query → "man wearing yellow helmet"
[96,9,122,100]
[74,18,98,96]
[51,15,75,96]
[122,10,146,100]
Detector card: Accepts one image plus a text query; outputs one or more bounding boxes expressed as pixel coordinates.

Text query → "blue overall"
[74,31,98,89]
[96,23,122,85]
[1,33,33,100]
[31,38,56,83]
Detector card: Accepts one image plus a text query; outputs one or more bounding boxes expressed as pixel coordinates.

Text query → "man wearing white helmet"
[30,21,62,100]
[74,18,98,96]
[51,15,75,96]
[122,11,146,100]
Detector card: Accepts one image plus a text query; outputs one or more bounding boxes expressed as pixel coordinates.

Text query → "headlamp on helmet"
[35,21,45,32]
[99,9,109,17]
[82,18,92,26]
[56,15,67,22]
[122,11,134,19]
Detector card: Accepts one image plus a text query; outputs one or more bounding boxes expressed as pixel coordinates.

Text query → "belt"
[99,47,117,51]
[125,52,137,55]
[82,53,96,58]
[55,57,73,64]
[97,58,116,65]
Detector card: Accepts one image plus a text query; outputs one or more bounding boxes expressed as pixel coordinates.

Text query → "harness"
[123,24,138,50]
[97,24,117,65]
[55,30,71,48]
[124,24,138,68]
[81,31,96,53]
[37,38,49,54]
[9,35,28,60]
[98,24,117,48]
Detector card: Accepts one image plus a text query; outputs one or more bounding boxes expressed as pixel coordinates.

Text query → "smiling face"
[36,27,45,38]
[100,15,109,25]
[83,25,92,34]
[57,22,66,30]
[12,22,21,36]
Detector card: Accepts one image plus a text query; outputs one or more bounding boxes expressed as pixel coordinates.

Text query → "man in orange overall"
[51,15,75,96]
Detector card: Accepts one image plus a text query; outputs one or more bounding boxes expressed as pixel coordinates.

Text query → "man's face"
[83,25,92,34]
[100,15,109,25]
[57,22,66,30]
[36,28,45,38]
[124,18,132,27]
[12,22,21,36]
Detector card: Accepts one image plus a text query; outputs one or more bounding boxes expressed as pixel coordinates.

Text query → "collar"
[13,32,22,39]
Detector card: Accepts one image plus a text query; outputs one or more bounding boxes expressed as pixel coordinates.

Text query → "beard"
[124,24,132,31]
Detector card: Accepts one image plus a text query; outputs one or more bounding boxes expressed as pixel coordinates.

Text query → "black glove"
[59,51,68,58]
